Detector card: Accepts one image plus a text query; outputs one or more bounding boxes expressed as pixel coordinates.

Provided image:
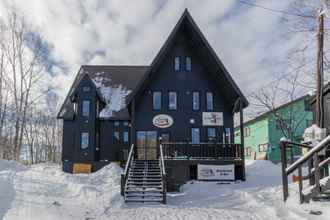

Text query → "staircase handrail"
[160,144,166,175]
[121,144,134,196]
[159,144,167,204]
[123,144,135,176]
[284,135,330,175]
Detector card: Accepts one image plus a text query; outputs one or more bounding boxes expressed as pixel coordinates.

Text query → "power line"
[238,0,315,19]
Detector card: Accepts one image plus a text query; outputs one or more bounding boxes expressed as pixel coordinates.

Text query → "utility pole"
[316,11,324,128]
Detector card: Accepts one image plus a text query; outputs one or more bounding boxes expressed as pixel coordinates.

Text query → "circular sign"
[152,114,173,128]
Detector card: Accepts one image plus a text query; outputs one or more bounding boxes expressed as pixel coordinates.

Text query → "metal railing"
[159,144,167,204]
[162,142,242,159]
[280,136,330,203]
[121,144,135,196]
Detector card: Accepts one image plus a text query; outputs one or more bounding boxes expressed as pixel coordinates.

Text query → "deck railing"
[162,142,242,159]
[159,144,167,204]
[121,144,135,196]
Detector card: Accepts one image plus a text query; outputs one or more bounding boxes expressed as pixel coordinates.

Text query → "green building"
[235,95,314,162]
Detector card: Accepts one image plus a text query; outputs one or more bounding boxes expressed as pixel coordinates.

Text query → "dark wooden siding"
[132,30,234,143]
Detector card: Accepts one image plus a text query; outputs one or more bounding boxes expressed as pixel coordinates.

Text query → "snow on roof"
[92,72,131,118]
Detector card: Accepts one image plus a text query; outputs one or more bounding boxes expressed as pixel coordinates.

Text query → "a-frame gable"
[127,9,248,110]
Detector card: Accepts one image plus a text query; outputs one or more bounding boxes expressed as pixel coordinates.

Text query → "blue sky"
[0,0,322,111]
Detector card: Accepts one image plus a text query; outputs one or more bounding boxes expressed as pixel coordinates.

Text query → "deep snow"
[0,159,329,220]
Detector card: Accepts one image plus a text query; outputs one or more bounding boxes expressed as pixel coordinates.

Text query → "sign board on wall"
[202,112,223,126]
[152,114,173,128]
[197,164,235,180]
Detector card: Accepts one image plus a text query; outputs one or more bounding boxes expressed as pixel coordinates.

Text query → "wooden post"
[239,98,246,181]
[314,154,321,194]
[298,165,303,204]
[316,12,324,127]
[280,141,289,201]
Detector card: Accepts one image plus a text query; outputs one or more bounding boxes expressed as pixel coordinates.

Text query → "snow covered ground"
[0,159,329,220]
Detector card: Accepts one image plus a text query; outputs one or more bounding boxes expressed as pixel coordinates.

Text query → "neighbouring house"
[235,95,314,163]
[57,9,248,197]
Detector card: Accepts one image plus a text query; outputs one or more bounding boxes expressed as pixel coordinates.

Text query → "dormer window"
[174,57,180,71]
[82,100,90,117]
[83,86,90,92]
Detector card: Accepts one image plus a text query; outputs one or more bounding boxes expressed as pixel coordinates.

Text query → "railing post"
[281,141,289,201]
[298,165,303,204]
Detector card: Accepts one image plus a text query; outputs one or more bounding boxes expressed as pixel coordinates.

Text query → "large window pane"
[123,131,129,143]
[207,128,216,141]
[192,92,200,110]
[174,57,180,71]
[191,128,200,144]
[186,57,191,71]
[206,92,214,111]
[153,92,162,110]
[81,132,89,149]
[169,92,177,110]
[82,100,90,117]
[114,131,120,142]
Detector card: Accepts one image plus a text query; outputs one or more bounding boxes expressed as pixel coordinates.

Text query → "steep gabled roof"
[127,9,248,110]
[57,65,149,119]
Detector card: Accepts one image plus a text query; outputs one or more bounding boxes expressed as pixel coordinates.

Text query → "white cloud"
[0,0,312,110]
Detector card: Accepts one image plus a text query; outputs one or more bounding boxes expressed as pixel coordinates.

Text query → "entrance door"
[136,131,158,160]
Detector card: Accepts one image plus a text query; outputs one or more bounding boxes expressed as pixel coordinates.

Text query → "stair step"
[126,186,163,190]
[125,193,162,198]
[125,189,163,193]
[125,199,163,203]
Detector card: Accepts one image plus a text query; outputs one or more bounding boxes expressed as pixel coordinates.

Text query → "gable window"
[82,100,90,117]
[123,131,129,143]
[83,86,90,92]
[259,143,268,152]
[153,91,162,110]
[192,92,200,110]
[174,57,180,71]
[114,131,120,142]
[169,92,177,110]
[81,132,89,149]
[207,128,216,141]
[186,57,191,71]
[191,128,200,144]
[73,102,78,115]
[206,92,214,111]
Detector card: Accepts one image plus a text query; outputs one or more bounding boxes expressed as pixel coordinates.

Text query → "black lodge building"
[58,9,248,203]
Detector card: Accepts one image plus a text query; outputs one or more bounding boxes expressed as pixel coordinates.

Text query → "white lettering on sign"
[152,114,173,128]
[198,164,235,180]
[202,112,223,126]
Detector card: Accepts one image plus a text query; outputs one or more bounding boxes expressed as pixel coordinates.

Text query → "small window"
[169,92,177,110]
[114,131,120,141]
[73,102,78,115]
[244,127,250,137]
[123,131,129,143]
[206,92,214,111]
[153,92,162,110]
[81,132,89,149]
[82,100,90,117]
[83,86,90,92]
[207,128,216,141]
[186,57,191,71]
[245,147,252,156]
[191,128,200,144]
[114,121,120,127]
[192,92,200,110]
[174,57,180,71]
[259,143,268,152]
[123,121,129,126]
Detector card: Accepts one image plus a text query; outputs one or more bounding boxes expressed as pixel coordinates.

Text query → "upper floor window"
[73,102,78,115]
[153,91,162,110]
[191,128,200,144]
[114,121,120,127]
[185,57,191,71]
[114,131,120,142]
[81,132,89,149]
[244,127,250,137]
[169,92,177,110]
[206,92,214,111]
[192,91,200,110]
[207,128,216,141]
[82,100,90,117]
[123,121,129,126]
[83,86,90,92]
[174,57,180,71]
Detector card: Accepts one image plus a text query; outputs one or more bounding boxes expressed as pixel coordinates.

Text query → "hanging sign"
[202,112,223,126]
[198,164,235,180]
[153,114,173,128]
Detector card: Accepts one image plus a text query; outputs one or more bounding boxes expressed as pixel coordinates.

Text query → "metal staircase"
[121,144,167,204]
